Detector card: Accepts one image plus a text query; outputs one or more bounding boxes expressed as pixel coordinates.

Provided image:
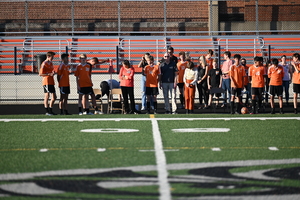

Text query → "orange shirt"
[249,65,266,88]
[268,65,284,86]
[206,58,213,71]
[229,64,245,88]
[74,63,93,87]
[292,62,300,84]
[177,61,188,83]
[39,60,55,86]
[57,63,70,87]
[144,64,160,87]
[243,65,249,85]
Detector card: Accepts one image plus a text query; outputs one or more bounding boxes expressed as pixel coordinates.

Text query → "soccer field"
[0,115,299,200]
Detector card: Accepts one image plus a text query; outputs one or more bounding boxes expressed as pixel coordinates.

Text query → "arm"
[191,69,198,85]
[207,75,211,89]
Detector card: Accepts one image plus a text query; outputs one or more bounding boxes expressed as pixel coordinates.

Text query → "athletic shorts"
[269,85,283,96]
[251,87,264,96]
[79,87,93,95]
[43,85,56,93]
[293,83,300,93]
[146,87,159,96]
[231,87,242,96]
[60,87,70,95]
[177,83,184,89]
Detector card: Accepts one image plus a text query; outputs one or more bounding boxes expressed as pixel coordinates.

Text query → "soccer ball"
[241,107,249,114]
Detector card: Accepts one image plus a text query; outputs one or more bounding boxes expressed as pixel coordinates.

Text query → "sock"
[64,110,68,114]
[154,101,157,110]
[230,101,234,113]
[49,107,53,113]
[236,102,241,113]
[78,107,82,113]
[180,94,184,105]
[85,108,89,113]
[45,107,49,113]
[147,102,151,111]
[60,109,64,114]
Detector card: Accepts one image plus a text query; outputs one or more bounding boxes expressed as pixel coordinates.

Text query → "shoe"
[49,112,57,115]
[141,107,146,111]
[146,110,150,114]
[165,110,170,114]
[65,112,72,115]
[172,111,178,114]
[94,111,103,115]
[83,111,93,115]
[45,112,52,116]
[270,109,275,114]
[186,110,189,114]
[221,104,226,108]
[294,109,298,114]
[79,112,83,115]
[153,110,157,114]
[280,109,284,114]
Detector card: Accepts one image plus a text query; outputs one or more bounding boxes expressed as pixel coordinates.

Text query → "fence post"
[268,45,271,60]
[14,47,17,75]
[66,46,68,54]
[218,45,221,68]
[116,46,119,73]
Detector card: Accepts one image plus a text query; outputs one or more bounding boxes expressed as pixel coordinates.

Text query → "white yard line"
[151,118,171,200]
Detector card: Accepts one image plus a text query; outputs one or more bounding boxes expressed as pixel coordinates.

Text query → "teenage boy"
[177,51,188,109]
[229,54,246,114]
[207,58,222,108]
[206,49,214,71]
[138,53,151,110]
[39,51,57,115]
[57,53,71,115]
[290,53,300,114]
[144,56,160,114]
[249,56,266,114]
[221,51,233,107]
[268,58,284,114]
[74,54,97,115]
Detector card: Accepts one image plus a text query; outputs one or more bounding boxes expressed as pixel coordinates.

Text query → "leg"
[294,93,298,109]
[128,87,135,112]
[171,83,177,113]
[141,76,146,110]
[121,87,129,112]
[162,83,170,112]
[197,83,203,107]
[44,93,49,109]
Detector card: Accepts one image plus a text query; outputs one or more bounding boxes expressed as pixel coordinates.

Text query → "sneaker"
[280,109,284,114]
[153,110,157,114]
[172,111,178,114]
[79,112,83,115]
[83,111,93,115]
[270,109,275,114]
[141,107,146,111]
[45,112,52,116]
[294,109,298,114]
[94,111,104,115]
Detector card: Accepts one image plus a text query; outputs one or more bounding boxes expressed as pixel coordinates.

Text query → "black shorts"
[269,85,283,96]
[210,86,221,97]
[60,87,70,95]
[43,85,56,93]
[231,87,242,97]
[251,87,264,96]
[146,87,159,96]
[293,83,300,93]
[177,83,184,89]
[79,87,93,95]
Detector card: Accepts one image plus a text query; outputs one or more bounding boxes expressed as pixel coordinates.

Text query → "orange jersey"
[243,65,249,85]
[74,63,93,87]
[39,60,55,86]
[249,65,266,88]
[229,64,245,88]
[292,62,300,84]
[177,61,188,83]
[268,65,284,86]
[57,63,70,87]
[206,58,213,71]
[144,64,160,87]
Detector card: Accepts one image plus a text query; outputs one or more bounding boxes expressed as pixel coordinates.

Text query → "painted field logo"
[0,159,299,199]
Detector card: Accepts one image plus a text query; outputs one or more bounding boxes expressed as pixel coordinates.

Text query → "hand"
[197,80,201,84]
[185,83,189,88]
[208,85,211,90]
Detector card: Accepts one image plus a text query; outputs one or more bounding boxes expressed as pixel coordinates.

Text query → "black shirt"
[208,68,222,87]
[160,61,178,83]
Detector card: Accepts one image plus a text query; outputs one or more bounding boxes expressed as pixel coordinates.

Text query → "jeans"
[121,86,135,112]
[222,78,231,104]
[282,81,290,102]
[162,82,177,112]
[141,75,153,109]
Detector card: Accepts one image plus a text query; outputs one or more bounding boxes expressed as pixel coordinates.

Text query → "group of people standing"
[39,48,300,115]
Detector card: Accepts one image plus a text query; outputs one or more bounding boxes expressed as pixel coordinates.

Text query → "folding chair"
[89,88,103,113]
[210,87,228,113]
[107,88,125,114]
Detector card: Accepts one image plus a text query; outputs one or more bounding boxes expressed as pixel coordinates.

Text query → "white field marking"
[80,128,139,133]
[269,147,279,151]
[151,118,171,200]
[39,149,48,152]
[172,128,230,133]
[139,149,179,152]
[0,117,299,122]
[78,120,84,122]
[97,148,106,152]
[212,148,221,151]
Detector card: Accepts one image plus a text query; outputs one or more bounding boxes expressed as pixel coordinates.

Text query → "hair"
[79,54,87,59]
[187,61,194,69]
[91,57,99,64]
[254,56,263,62]
[122,60,131,68]
[46,51,55,57]
[179,51,185,57]
[213,58,218,63]
[207,49,214,56]
[281,55,286,59]
[271,58,279,65]
[224,51,231,58]
[292,53,299,59]
[144,53,150,56]
[100,81,109,97]
[241,58,246,63]
[198,55,207,67]
[167,46,174,52]
[233,54,241,60]
[149,55,154,61]
[61,53,69,60]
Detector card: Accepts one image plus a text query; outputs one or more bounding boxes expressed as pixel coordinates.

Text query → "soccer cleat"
[79,112,83,115]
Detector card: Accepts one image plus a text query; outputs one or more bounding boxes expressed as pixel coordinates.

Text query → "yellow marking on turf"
[150,114,155,118]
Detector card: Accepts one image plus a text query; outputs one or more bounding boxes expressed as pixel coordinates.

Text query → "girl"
[184,61,198,114]
[197,55,209,109]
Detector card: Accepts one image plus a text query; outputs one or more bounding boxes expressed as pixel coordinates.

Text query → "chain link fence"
[1,0,300,36]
